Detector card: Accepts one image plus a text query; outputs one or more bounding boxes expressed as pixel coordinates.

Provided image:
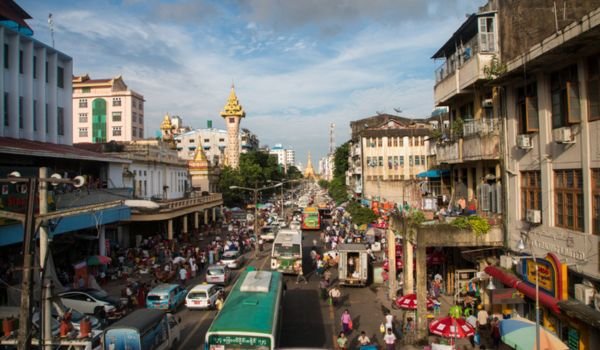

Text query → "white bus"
[270,230,303,274]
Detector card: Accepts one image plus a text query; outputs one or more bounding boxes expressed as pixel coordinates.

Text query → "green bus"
[204,268,284,350]
[270,230,303,274]
[301,206,321,230]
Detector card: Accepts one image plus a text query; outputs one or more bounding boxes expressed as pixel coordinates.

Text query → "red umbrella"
[429,316,475,338]
[394,293,434,310]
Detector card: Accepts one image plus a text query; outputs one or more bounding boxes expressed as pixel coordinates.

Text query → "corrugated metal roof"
[0,138,130,163]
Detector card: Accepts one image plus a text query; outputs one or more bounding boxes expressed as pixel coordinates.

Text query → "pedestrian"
[357,331,371,347]
[319,278,329,300]
[295,267,308,284]
[340,309,352,334]
[383,328,397,350]
[329,286,341,306]
[385,311,394,335]
[491,317,501,349]
[189,257,197,278]
[179,266,187,286]
[215,294,224,312]
[477,304,489,330]
[336,331,348,350]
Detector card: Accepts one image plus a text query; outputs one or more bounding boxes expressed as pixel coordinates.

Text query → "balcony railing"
[463,118,499,137]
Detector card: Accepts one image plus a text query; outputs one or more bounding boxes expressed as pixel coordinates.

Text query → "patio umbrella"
[87,255,111,266]
[500,317,568,350]
[396,293,434,310]
[429,316,475,338]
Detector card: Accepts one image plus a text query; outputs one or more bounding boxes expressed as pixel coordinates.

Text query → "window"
[79,113,88,123]
[409,156,413,166]
[218,138,224,142]
[79,128,88,137]
[377,138,382,147]
[139,100,143,110]
[393,137,398,147]
[521,171,542,220]
[399,138,404,147]
[139,114,143,123]
[204,138,210,143]
[18,96,23,129]
[399,156,404,166]
[132,112,137,122]
[132,126,137,136]
[57,67,64,87]
[409,137,413,146]
[366,157,372,167]
[33,56,37,78]
[3,44,8,69]
[112,126,122,136]
[79,99,88,108]
[592,169,600,235]
[81,87,90,93]
[587,56,600,121]
[3,93,8,126]
[479,16,496,52]
[378,156,383,167]
[516,82,539,133]
[421,137,425,146]
[387,138,392,147]
[387,156,393,169]
[57,107,64,135]
[393,156,399,169]
[112,112,122,122]
[112,97,121,107]
[421,156,425,166]
[189,139,195,143]
[229,117,235,123]
[415,155,420,166]
[555,169,583,231]
[551,65,580,128]
[18,50,23,74]
[139,128,144,138]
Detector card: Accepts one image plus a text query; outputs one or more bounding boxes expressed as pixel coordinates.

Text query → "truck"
[102,309,181,350]
[337,243,371,287]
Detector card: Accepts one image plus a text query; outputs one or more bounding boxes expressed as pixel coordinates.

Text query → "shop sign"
[491,288,525,305]
[208,335,270,347]
[525,259,554,292]
[519,253,568,300]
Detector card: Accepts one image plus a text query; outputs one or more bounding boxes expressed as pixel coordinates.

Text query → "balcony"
[434,52,495,105]
[462,118,500,161]
[435,140,462,164]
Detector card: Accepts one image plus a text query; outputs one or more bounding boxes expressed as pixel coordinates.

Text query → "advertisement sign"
[208,335,270,348]
[519,253,568,300]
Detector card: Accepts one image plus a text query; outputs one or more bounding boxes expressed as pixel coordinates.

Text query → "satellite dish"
[72,176,86,188]
[50,173,62,186]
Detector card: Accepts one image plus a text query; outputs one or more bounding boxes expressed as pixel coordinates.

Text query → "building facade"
[72,74,145,143]
[0,12,72,144]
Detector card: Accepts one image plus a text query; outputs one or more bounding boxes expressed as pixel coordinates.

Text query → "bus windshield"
[273,243,301,257]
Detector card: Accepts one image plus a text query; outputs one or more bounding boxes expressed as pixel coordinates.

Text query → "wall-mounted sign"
[519,253,568,300]
[491,288,525,305]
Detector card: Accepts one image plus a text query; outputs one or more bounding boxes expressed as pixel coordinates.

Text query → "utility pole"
[415,227,427,342]
[387,226,397,300]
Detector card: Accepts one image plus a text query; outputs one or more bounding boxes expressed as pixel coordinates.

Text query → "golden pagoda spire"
[220,85,246,118]
[160,113,172,131]
[304,151,315,179]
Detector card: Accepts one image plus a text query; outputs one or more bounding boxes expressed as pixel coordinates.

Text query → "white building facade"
[0,24,72,144]
[72,75,145,143]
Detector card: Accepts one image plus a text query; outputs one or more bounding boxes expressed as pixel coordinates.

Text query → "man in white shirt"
[179,267,187,285]
[477,304,489,329]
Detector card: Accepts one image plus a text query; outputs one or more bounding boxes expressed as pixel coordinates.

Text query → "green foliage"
[333,142,350,179]
[318,179,329,189]
[286,166,303,179]
[328,177,348,204]
[450,216,491,236]
[451,118,464,138]
[346,201,377,226]
[407,210,425,227]
[483,55,507,80]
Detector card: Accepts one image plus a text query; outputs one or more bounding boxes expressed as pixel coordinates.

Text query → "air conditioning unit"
[575,284,595,305]
[526,209,541,224]
[594,294,600,311]
[500,255,513,269]
[553,127,574,144]
[481,99,493,108]
[517,134,533,150]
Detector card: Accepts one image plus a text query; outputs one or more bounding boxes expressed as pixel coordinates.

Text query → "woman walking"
[341,309,352,335]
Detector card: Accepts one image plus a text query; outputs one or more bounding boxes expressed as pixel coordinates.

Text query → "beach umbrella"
[395,293,434,310]
[429,316,475,338]
[86,255,111,266]
[500,317,568,350]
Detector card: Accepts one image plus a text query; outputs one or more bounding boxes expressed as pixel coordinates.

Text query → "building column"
[415,228,428,342]
[182,215,188,234]
[167,219,174,240]
[577,58,593,233]
[536,72,554,226]
[204,209,209,225]
[194,212,199,230]
[212,207,217,222]
[98,226,106,256]
[467,167,474,201]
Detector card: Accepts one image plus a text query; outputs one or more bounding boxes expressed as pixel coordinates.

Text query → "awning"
[557,300,600,330]
[416,169,450,178]
[484,266,561,314]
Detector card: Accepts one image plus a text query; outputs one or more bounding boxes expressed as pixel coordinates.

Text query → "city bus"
[301,206,321,230]
[271,230,303,274]
[204,268,284,350]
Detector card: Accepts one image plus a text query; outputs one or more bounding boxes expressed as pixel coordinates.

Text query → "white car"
[58,288,120,317]
[185,284,223,310]
[206,264,231,285]
[219,250,246,269]
[260,225,278,242]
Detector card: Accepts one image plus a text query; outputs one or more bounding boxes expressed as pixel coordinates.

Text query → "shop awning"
[484,266,561,314]
[416,169,450,178]
[557,300,600,330]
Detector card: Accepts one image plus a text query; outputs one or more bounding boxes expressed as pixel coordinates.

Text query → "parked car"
[185,284,223,310]
[219,250,246,269]
[260,225,278,242]
[206,264,231,285]
[146,284,187,312]
[58,288,121,318]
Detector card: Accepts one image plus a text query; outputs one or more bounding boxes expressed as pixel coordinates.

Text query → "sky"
[20,0,480,167]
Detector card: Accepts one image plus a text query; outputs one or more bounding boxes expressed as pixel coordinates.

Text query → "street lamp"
[230,183,283,236]
[515,236,540,350]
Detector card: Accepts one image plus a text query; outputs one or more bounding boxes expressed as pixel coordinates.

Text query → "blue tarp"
[416,169,450,178]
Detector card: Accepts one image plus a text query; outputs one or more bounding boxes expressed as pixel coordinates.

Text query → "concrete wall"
[419,224,503,247]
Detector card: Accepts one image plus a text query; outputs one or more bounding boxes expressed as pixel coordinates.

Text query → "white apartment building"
[175,128,227,165]
[285,149,295,166]
[0,19,72,144]
[72,74,144,143]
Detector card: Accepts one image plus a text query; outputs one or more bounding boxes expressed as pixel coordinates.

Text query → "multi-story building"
[319,154,334,181]
[348,114,431,206]
[0,4,72,144]
[269,143,296,172]
[431,1,503,218]
[285,149,295,166]
[487,3,600,348]
[72,74,145,143]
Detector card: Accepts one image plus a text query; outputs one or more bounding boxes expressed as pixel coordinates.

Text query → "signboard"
[491,288,525,305]
[208,335,270,348]
[518,253,568,300]
[526,259,554,292]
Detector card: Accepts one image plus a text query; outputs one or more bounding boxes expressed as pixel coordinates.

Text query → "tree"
[346,201,377,226]
[333,142,349,178]
[318,179,329,189]
[286,166,303,180]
